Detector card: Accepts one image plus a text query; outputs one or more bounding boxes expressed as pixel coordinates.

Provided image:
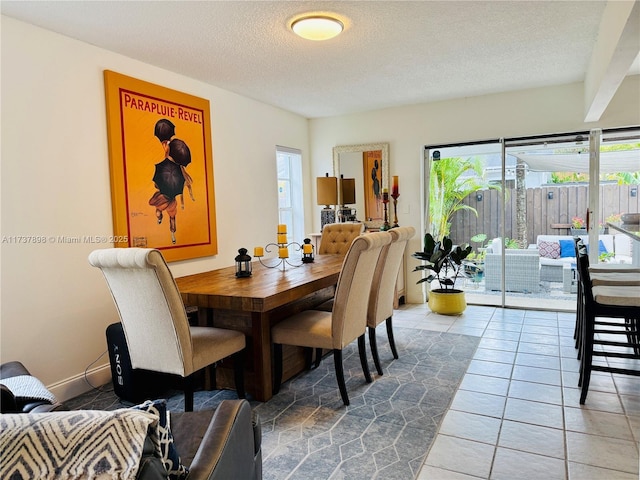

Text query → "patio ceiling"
[512,150,640,172]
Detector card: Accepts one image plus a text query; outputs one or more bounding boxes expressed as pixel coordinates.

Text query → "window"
[276,146,304,243]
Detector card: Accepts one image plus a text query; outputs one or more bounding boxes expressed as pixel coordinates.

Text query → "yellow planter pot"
[428,289,466,315]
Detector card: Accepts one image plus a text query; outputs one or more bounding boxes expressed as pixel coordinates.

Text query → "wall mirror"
[333,142,389,230]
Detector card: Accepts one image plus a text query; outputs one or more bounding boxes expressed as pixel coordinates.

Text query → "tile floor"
[390,303,639,480]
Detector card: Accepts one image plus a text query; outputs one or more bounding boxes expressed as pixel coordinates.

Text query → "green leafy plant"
[504,237,521,249]
[466,233,488,262]
[412,233,472,291]
[599,251,615,263]
[429,157,499,242]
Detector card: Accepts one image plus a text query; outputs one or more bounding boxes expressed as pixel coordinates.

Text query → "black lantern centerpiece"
[302,238,315,263]
[235,248,252,278]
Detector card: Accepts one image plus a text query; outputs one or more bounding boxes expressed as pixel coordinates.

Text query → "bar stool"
[573,237,640,355]
[575,248,640,404]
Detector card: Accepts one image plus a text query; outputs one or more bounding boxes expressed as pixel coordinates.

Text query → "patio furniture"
[484,249,541,293]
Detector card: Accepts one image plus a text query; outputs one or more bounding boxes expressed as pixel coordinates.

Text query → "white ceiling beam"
[584,0,640,122]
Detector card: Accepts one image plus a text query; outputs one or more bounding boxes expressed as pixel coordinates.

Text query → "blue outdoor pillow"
[559,239,575,258]
[586,240,607,255]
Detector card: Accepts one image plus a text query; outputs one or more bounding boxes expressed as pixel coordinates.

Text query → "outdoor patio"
[459,274,577,312]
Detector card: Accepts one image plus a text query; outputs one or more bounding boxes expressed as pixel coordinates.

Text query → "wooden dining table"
[175,254,345,401]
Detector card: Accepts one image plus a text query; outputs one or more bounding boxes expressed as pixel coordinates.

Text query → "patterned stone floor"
[66,326,479,480]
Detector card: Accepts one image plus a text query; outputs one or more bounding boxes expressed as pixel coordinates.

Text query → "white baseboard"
[47,364,112,403]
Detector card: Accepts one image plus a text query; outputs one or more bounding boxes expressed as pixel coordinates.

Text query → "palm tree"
[429,156,498,242]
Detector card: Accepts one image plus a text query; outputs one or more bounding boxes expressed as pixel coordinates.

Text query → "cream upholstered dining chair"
[317,222,365,255]
[88,248,246,411]
[367,226,415,376]
[272,231,392,406]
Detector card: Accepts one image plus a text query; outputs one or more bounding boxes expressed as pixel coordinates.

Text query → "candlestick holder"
[391,192,400,228]
[254,241,303,270]
[380,191,391,231]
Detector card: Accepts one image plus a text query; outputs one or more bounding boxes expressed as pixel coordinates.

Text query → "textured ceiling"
[2,1,638,118]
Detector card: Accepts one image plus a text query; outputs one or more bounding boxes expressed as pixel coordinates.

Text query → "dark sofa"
[0,362,262,480]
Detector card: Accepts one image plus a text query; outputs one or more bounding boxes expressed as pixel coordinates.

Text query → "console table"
[175,254,344,401]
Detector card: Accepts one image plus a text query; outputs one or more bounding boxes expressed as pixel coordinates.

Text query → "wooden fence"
[449,184,639,247]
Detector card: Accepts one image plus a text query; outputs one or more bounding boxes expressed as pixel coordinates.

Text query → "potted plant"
[571,216,605,235]
[462,233,487,285]
[412,233,472,314]
[570,216,586,235]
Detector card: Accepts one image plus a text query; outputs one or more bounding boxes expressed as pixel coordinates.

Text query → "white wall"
[0,17,311,400]
[309,76,640,303]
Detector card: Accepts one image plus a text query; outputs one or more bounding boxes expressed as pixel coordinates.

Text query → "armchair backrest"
[318,223,365,255]
[88,248,193,376]
[331,231,392,348]
[368,226,416,327]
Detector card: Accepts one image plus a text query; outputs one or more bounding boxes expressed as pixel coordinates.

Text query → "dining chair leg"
[184,375,195,412]
[333,349,350,406]
[579,312,595,405]
[314,348,323,369]
[358,334,372,383]
[233,349,246,399]
[273,343,283,394]
[386,316,399,359]
[368,327,384,376]
[304,347,313,370]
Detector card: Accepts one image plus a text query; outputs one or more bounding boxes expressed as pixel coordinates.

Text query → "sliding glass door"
[422,128,639,310]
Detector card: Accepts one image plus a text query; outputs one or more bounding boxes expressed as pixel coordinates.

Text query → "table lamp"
[317,173,337,229]
[338,175,357,222]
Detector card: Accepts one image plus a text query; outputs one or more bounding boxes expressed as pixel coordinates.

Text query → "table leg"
[251,311,272,402]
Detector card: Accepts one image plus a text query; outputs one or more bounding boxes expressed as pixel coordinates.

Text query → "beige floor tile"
[567,462,638,480]
[424,435,494,478]
[498,420,565,459]
[507,379,563,405]
[481,329,521,341]
[503,397,564,429]
[412,303,640,480]
[511,364,562,386]
[449,389,506,418]
[491,447,566,480]
[416,465,482,479]
[564,406,634,440]
[447,325,486,337]
[472,348,516,365]
[515,352,561,370]
[566,431,638,474]
[563,387,625,413]
[477,337,519,352]
[459,373,510,396]
[516,341,560,356]
[521,324,559,336]
[486,321,523,332]
[466,360,513,379]
[438,410,501,445]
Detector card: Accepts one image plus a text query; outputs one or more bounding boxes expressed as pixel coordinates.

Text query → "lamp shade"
[340,177,356,205]
[317,175,338,206]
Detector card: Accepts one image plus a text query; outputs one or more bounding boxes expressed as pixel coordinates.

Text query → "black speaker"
[105,323,168,404]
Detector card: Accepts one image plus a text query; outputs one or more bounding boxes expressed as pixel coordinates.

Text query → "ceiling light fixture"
[291,15,344,41]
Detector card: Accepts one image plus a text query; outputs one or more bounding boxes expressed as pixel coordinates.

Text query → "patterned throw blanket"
[0,409,157,479]
[1,374,57,403]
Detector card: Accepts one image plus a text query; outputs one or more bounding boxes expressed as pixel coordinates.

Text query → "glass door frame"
[421,128,635,310]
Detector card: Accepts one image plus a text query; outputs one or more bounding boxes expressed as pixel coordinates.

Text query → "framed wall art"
[104,70,217,262]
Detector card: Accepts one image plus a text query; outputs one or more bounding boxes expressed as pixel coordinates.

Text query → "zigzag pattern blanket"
[0,409,157,479]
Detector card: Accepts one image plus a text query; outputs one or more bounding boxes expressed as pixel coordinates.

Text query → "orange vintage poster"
[104,70,217,262]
